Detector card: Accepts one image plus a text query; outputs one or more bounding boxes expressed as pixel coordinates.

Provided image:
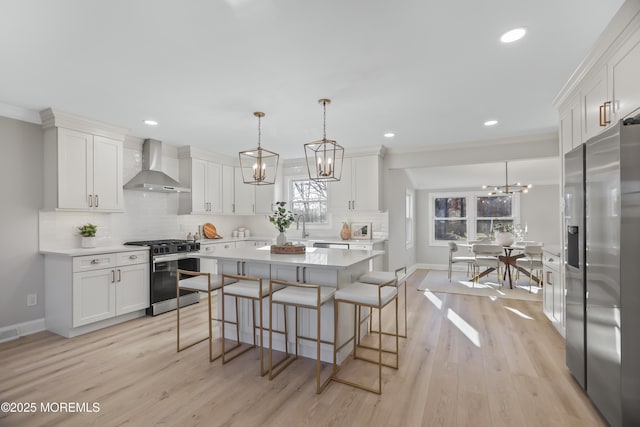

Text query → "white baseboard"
[0,318,46,342]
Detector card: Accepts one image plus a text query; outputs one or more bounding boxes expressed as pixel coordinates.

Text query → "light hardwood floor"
[0,270,606,427]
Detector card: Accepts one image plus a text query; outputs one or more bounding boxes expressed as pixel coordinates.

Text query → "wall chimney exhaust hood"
[124,139,190,193]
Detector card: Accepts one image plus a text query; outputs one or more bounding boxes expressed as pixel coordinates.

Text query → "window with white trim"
[406,190,414,249]
[429,191,519,246]
[288,177,328,225]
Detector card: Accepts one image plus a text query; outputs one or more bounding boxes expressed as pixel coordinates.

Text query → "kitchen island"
[197,246,384,362]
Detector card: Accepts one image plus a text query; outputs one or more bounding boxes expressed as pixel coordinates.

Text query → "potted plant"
[78,223,98,248]
[267,202,295,245]
[493,222,514,246]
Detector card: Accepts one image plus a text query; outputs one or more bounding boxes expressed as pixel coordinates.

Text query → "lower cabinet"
[543,250,565,337]
[199,241,236,274]
[45,250,149,337]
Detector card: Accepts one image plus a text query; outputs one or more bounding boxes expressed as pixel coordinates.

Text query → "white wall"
[415,184,560,268]
[382,168,416,271]
[0,117,44,328]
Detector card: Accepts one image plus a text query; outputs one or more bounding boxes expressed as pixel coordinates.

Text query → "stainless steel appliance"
[564,119,640,427]
[125,239,201,316]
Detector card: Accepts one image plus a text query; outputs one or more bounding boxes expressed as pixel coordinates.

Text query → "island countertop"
[196,246,383,269]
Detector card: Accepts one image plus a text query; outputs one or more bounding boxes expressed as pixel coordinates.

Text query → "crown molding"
[0,102,41,124]
[40,108,129,139]
[177,145,237,165]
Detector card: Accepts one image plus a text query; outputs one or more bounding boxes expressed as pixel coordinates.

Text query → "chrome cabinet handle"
[296,266,300,282]
[88,195,93,207]
[95,194,99,207]
[129,255,138,260]
[117,269,122,282]
[111,270,115,283]
[302,266,307,283]
[91,259,99,264]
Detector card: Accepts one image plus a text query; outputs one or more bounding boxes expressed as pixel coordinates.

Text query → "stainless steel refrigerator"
[565,119,640,427]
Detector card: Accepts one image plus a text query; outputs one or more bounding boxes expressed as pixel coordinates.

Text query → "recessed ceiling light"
[484,120,498,126]
[384,132,395,138]
[143,119,158,126]
[500,28,526,43]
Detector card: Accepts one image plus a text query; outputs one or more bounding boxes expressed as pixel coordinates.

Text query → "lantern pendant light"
[304,99,344,182]
[239,112,279,185]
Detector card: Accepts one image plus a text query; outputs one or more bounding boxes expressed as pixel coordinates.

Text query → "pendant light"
[239,112,279,185]
[304,98,344,182]
[482,161,532,195]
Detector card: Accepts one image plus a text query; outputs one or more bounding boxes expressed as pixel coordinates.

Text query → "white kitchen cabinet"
[179,158,222,214]
[234,167,256,214]
[560,96,582,155]
[329,155,381,213]
[255,185,275,214]
[543,250,564,337]
[608,29,640,123]
[222,164,235,214]
[46,127,124,212]
[199,241,236,273]
[581,66,610,143]
[45,249,149,337]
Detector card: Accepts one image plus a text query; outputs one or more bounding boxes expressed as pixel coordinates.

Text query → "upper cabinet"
[41,109,126,212]
[232,167,275,215]
[179,157,222,214]
[554,3,640,152]
[608,29,640,123]
[329,155,382,213]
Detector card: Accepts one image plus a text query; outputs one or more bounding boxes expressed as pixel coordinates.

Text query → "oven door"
[150,255,200,315]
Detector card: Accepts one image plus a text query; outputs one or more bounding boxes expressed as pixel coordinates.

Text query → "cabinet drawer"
[116,250,149,266]
[201,242,235,254]
[543,252,561,271]
[73,253,117,272]
[349,244,372,250]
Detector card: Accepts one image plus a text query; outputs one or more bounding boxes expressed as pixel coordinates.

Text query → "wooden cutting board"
[203,223,221,239]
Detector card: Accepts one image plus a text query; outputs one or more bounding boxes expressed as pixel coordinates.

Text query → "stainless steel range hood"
[124,139,190,193]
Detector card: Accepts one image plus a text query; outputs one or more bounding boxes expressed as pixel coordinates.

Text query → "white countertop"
[40,245,144,256]
[197,246,384,269]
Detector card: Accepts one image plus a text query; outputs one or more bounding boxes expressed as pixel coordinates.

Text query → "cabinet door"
[543,266,554,318]
[234,167,255,214]
[191,158,208,214]
[206,161,222,213]
[582,67,609,142]
[352,156,379,212]
[560,98,581,155]
[329,158,352,212]
[73,268,116,327]
[222,164,235,214]
[92,135,123,211]
[255,185,274,214]
[609,31,640,122]
[57,128,92,209]
[115,263,150,315]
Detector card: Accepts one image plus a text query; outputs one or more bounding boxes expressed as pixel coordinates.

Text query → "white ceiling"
[0,0,624,159]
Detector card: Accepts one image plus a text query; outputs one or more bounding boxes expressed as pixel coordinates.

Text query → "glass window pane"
[476,196,512,217]
[434,220,467,240]
[290,179,328,224]
[435,197,466,218]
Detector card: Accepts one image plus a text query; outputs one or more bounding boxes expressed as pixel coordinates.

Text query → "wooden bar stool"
[359,266,408,338]
[175,269,239,362]
[220,274,283,376]
[331,280,399,394]
[268,279,335,393]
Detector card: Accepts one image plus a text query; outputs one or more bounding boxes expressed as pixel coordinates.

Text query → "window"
[433,196,468,241]
[430,192,519,245]
[288,178,328,225]
[406,190,414,248]
[476,196,513,240]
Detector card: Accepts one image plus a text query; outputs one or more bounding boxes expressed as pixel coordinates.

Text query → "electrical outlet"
[27,293,37,307]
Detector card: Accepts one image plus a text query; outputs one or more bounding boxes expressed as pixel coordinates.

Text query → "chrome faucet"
[296,214,309,239]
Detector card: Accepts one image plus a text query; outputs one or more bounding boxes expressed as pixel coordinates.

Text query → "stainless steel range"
[125,239,201,316]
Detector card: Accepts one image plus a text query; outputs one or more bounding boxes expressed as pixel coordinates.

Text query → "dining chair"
[515,244,544,292]
[471,244,503,286]
[447,242,475,281]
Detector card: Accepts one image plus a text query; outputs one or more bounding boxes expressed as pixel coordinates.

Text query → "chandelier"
[304,98,344,182]
[239,112,279,185]
[482,161,532,195]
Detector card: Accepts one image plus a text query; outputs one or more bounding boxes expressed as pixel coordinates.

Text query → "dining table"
[459,242,542,289]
